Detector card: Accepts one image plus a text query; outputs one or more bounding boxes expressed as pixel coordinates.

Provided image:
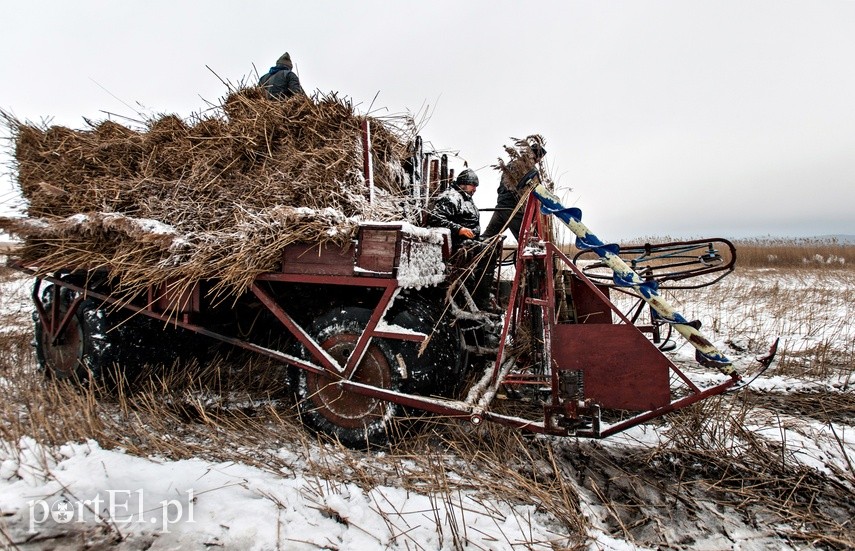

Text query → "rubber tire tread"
[33,290,116,383]
[296,306,402,449]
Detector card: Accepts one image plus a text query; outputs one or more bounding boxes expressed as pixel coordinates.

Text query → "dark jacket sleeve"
[285,72,305,96]
[428,194,462,235]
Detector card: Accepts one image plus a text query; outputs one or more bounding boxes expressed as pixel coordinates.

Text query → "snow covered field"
[1,263,853,550]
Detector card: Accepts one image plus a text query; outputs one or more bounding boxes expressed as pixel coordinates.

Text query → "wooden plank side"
[356,227,401,275]
[361,231,398,244]
[282,243,355,276]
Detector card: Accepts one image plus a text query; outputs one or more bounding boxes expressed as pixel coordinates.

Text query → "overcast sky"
[2,0,854,240]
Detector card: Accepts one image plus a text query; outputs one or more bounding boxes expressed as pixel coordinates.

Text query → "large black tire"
[34,286,116,383]
[296,307,403,449]
[33,285,183,385]
[383,291,469,396]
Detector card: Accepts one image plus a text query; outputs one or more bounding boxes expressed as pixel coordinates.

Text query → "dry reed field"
[731,239,853,270]
[1,88,852,548]
[622,236,855,270]
[1,257,853,550]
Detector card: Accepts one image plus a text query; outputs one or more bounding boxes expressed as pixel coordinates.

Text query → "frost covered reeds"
[0,86,417,300]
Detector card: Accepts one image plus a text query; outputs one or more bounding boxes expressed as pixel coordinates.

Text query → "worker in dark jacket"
[429,169,498,311]
[259,52,305,100]
[428,168,481,250]
[482,140,546,241]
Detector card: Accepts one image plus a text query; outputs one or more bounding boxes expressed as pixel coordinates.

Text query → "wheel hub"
[42,314,84,379]
[306,334,392,429]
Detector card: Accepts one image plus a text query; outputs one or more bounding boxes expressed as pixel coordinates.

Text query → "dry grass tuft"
[493,135,546,188]
[0,352,298,465]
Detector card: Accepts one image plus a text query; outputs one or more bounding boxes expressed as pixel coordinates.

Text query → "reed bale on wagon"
[0,87,418,298]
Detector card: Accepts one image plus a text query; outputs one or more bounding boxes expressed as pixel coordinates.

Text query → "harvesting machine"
[10,134,778,449]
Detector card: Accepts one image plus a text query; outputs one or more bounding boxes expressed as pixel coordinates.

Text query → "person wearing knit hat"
[428,168,499,312]
[259,52,305,100]
[429,168,481,250]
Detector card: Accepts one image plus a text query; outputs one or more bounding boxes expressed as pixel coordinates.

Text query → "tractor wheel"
[296,307,402,449]
[384,291,469,396]
[34,286,116,383]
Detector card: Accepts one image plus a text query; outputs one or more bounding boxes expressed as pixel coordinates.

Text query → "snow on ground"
[670,270,855,364]
[0,438,564,550]
[0,267,853,550]
[747,413,854,479]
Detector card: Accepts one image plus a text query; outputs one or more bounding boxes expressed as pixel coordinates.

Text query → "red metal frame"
[487,192,737,436]
[18,181,740,439]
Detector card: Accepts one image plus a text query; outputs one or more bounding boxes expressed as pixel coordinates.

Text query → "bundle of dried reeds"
[0,87,417,297]
[493,134,546,194]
